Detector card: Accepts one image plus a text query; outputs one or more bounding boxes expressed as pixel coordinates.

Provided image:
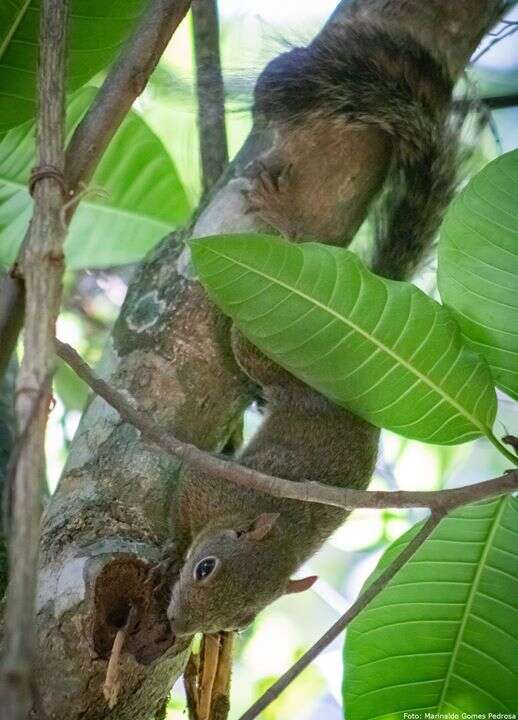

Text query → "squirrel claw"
[244,160,298,238]
[146,542,183,595]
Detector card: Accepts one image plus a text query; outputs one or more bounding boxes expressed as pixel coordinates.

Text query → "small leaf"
[54,360,89,411]
[191,234,497,444]
[344,497,518,718]
[438,150,518,400]
[0,87,190,269]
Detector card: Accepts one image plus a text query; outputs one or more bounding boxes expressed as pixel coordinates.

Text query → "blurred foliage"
[0,87,190,269]
[0,0,147,132]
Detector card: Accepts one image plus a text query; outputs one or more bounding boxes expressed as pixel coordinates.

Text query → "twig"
[198,635,221,720]
[55,340,518,514]
[211,632,233,720]
[238,513,443,720]
[471,21,518,63]
[182,632,233,720]
[192,0,229,195]
[64,0,192,195]
[0,2,70,718]
[184,653,200,719]
[3,376,52,539]
[184,632,234,720]
[0,274,24,381]
[102,605,138,709]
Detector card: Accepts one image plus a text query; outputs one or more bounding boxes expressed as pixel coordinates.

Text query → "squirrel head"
[167,512,317,637]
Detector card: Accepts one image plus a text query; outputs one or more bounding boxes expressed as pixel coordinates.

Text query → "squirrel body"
[167,16,459,637]
[168,351,378,636]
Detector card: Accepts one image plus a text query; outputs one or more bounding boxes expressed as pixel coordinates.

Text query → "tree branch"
[0,354,17,598]
[56,340,518,514]
[192,0,229,196]
[483,92,518,110]
[0,274,24,381]
[0,1,70,717]
[238,512,443,720]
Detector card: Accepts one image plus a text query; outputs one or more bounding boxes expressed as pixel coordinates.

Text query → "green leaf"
[438,150,518,401]
[0,0,146,132]
[54,359,88,411]
[191,234,497,444]
[0,87,190,269]
[344,497,518,718]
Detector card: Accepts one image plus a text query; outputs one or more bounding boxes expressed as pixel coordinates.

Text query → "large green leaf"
[0,0,146,132]
[0,87,190,269]
[191,234,497,444]
[344,497,518,718]
[438,150,518,401]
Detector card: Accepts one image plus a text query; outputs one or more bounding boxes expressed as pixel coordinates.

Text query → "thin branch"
[237,513,443,720]
[3,376,52,540]
[0,274,24,381]
[211,632,233,720]
[65,0,192,194]
[483,92,518,110]
[0,1,70,718]
[198,634,220,720]
[184,653,200,719]
[55,340,518,513]
[192,0,229,195]
[185,632,234,720]
[471,22,518,62]
[102,605,138,709]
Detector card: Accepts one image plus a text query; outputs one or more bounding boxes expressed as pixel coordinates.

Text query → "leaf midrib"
[436,498,506,711]
[0,0,32,63]
[203,243,491,437]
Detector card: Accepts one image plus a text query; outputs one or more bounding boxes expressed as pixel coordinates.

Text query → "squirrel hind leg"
[231,326,301,394]
[243,159,300,239]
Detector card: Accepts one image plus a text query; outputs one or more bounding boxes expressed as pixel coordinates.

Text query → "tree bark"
[26,1,504,719]
[0,353,16,598]
[0,1,70,717]
[192,0,229,196]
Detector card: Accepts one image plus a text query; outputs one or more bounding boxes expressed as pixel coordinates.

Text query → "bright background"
[34,2,518,718]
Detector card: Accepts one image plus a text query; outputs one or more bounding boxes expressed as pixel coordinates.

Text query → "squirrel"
[166,16,460,638]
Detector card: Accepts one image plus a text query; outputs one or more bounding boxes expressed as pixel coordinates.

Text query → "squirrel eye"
[194,556,219,582]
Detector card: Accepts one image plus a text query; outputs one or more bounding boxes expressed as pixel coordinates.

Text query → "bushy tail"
[371,122,461,281]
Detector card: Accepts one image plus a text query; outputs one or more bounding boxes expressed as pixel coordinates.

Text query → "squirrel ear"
[285,575,318,594]
[244,512,280,541]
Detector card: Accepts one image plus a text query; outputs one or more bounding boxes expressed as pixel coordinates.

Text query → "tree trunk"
[26,1,503,718]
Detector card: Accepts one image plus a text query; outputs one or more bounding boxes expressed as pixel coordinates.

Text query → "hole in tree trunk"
[92,556,188,665]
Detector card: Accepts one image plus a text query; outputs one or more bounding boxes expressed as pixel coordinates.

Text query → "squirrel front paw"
[243,161,300,239]
[147,541,184,596]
